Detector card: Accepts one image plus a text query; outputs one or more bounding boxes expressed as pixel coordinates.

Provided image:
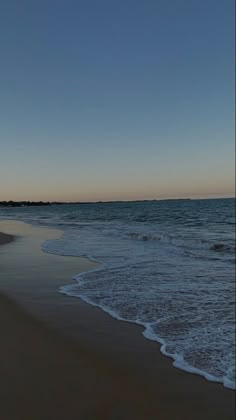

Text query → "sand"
[0,225,235,420]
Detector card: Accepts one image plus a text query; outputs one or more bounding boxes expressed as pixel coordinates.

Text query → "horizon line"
[0,196,235,205]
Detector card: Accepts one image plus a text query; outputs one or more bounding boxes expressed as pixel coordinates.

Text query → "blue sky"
[0,0,234,201]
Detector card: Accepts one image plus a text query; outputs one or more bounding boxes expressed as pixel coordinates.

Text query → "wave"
[127,232,235,254]
[60,267,235,391]
[209,243,235,253]
[127,232,162,241]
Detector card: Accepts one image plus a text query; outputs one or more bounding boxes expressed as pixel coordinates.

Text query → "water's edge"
[1,204,234,391]
[43,239,234,390]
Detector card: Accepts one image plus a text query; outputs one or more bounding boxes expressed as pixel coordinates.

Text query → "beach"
[0,221,235,420]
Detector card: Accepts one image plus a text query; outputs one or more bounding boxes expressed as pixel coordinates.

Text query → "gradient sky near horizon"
[0,0,235,201]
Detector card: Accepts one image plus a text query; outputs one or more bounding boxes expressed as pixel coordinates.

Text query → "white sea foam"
[42,223,235,390]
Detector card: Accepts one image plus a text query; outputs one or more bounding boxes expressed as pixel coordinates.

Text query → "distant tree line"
[0,201,63,207]
[0,198,194,207]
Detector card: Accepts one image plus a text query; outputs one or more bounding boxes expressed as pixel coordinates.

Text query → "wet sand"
[0,231,15,245]
[0,222,235,419]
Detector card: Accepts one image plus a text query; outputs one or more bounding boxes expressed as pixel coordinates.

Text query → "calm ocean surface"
[0,198,235,389]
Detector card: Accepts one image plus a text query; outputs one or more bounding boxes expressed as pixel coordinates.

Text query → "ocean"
[0,198,235,389]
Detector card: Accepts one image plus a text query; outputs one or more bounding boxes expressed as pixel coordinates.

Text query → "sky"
[0,0,235,201]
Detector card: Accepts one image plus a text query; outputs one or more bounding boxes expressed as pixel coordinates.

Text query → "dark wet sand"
[0,232,15,246]
[0,225,235,420]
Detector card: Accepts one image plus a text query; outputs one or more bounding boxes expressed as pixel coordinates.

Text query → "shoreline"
[0,223,235,419]
[61,280,235,391]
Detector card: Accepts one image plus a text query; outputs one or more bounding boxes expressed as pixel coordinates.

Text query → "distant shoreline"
[0,197,234,207]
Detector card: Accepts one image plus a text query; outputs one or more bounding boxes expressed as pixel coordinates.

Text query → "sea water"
[0,198,235,389]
